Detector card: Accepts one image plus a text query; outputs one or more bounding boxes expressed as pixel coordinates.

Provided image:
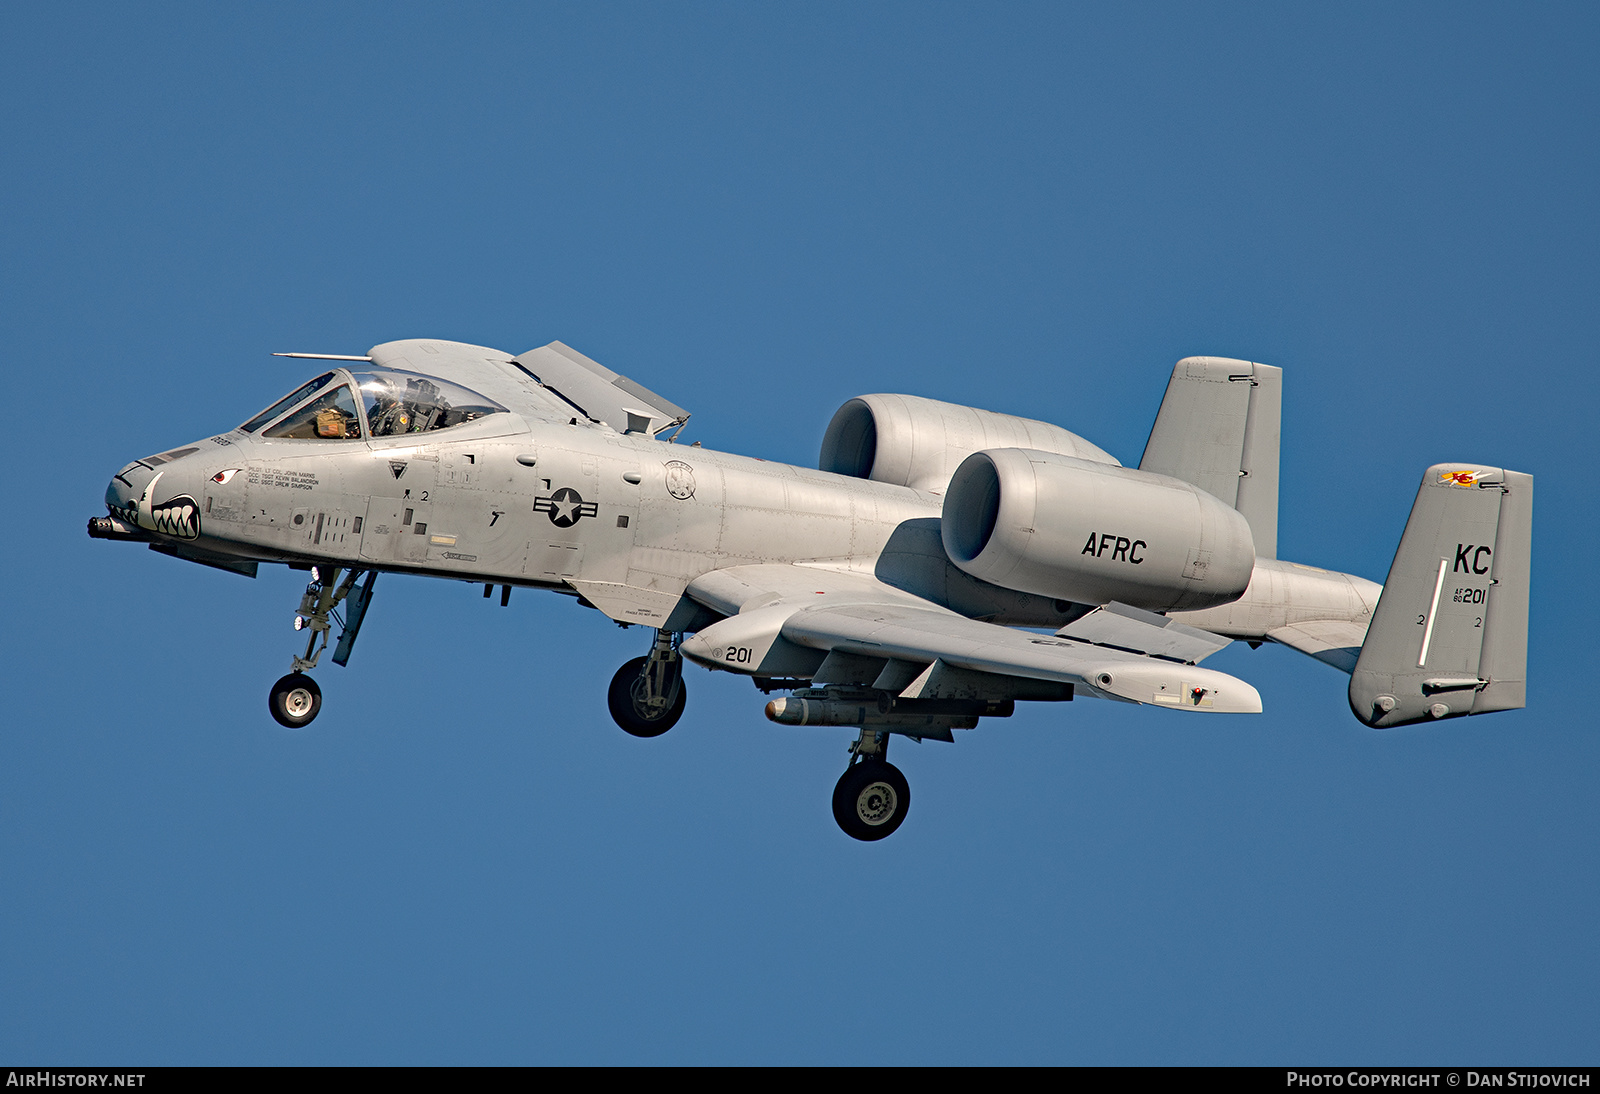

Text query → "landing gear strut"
[267,567,374,729]
[832,728,910,841]
[607,629,686,737]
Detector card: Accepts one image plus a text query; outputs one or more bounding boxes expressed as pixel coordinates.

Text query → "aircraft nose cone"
[104,462,152,516]
[102,446,209,540]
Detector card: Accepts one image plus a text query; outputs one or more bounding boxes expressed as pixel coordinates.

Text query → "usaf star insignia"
[534,487,599,528]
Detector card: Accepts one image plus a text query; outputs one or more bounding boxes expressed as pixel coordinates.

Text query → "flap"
[1056,601,1230,664]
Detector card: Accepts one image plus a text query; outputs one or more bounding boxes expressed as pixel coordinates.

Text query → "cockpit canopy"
[239,368,507,440]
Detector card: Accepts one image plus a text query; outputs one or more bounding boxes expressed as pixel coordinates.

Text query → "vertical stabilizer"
[1349,464,1532,728]
[1139,357,1281,558]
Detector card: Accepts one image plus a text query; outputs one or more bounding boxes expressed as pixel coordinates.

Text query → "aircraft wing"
[680,565,1262,714]
[365,339,689,435]
[514,341,689,436]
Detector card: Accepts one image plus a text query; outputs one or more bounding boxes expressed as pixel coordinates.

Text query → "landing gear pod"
[941,449,1256,612]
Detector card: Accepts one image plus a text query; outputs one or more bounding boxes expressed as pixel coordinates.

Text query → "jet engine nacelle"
[941,449,1256,612]
[820,393,1119,494]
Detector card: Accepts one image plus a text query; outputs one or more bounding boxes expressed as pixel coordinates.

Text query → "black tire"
[269,672,322,729]
[607,656,686,738]
[832,759,910,841]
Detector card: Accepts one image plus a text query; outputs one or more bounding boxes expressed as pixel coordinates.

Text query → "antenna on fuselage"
[272,353,374,361]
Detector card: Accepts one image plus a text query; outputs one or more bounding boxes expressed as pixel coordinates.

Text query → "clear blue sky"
[2,1,1595,1064]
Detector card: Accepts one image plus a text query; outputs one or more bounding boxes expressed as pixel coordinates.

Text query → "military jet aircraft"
[89,339,1532,840]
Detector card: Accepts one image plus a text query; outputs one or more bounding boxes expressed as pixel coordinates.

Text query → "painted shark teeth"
[148,497,200,538]
[134,472,201,539]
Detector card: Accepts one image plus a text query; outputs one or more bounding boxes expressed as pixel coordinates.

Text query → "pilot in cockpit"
[261,384,363,440]
[244,368,502,441]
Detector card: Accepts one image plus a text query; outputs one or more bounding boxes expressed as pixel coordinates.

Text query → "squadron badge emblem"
[664,460,696,500]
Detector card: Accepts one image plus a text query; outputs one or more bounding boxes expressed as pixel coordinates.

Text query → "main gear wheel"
[832,758,910,841]
[607,656,686,737]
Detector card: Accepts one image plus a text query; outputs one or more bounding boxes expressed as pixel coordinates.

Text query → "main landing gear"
[832,728,910,841]
[607,629,687,737]
[267,566,376,729]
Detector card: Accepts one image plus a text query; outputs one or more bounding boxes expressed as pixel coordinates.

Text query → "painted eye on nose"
[212,468,241,484]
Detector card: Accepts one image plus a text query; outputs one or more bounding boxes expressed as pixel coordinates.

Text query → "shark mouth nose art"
[146,495,201,538]
[116,471,202,540]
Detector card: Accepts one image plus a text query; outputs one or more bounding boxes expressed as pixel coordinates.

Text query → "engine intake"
[942,449,1255,612]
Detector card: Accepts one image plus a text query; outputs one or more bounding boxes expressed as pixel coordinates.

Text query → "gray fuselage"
[106,413,1082,628]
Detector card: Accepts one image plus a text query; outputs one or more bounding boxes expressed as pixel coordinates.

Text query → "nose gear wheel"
[269,672,322,728]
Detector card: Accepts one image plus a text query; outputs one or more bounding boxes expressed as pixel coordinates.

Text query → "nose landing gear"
[269,672,322,729]
[607,629,687,737]
[266,567,375,728]
[832,729,910,841]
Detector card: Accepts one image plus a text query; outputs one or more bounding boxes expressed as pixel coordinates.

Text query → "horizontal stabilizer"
[1266,620,1369,673]
[1349,464,1532,728]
